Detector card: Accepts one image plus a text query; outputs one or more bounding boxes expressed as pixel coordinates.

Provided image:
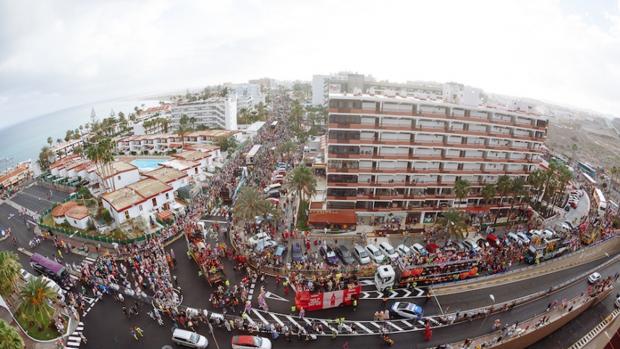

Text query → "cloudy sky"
[1,0,620,129]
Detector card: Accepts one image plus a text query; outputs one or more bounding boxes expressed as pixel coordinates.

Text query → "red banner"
[295,285,362,311]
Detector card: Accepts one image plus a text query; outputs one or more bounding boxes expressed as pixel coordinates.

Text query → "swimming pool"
[130,159,163,171]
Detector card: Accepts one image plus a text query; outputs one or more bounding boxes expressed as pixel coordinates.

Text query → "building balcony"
[329,108,547,131]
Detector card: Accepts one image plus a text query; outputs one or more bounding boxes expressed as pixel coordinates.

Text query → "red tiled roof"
[51,201,78,217]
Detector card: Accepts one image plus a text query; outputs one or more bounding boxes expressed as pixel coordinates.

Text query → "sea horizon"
[0,97,160,172]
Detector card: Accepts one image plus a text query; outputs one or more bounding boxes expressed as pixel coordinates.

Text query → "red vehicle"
[295,284,361,311]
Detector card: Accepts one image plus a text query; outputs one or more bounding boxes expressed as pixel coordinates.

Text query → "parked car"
[411,243,428,256]
[542,229,555,239]
[335,245,355,265]
[291,243,304,262]
[319,245,340,265]
[248,232,277,251]
[366,244,386,264]
[462,239,481,253]
[171,329,208,348]
[396,244,412,257]
[232,335,272,349]
[266,190,281,199]
[390,302,424,319]
[588,272,602,284]
[378,242,399,261]
[507,232,521,245]
[516,232,531,244]
[353,244,371,264]
[263,183,282,194]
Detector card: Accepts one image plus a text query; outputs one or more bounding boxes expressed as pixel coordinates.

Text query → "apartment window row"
[327,173,531,185]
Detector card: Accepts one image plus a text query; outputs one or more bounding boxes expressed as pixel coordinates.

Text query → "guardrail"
[433,233,620,291]
[569,307,620,349]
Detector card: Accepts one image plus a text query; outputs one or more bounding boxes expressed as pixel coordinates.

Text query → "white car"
[588,272,602,284]
[516,232,530,244]
[411,243,428,256]
[231,335,272,349]
[20,268,34,282]
[542,229,555,239]
[366,244,386,264]
[390,302,424,319]
[171,329,208,348]
[248,232,277,250]
[396,244,412,257]
[378,242,399,261]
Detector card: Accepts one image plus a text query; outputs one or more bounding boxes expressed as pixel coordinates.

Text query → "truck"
[523,238,568,264]
[374,258,480,292]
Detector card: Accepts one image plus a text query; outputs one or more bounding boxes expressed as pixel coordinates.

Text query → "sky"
[1,0,620,129]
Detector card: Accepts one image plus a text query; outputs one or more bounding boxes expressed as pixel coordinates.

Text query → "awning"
[308,210,356,225]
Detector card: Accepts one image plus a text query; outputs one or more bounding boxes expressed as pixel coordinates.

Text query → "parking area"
[8,183,71,214]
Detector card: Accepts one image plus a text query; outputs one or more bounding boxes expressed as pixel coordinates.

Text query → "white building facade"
[171,96,238,130]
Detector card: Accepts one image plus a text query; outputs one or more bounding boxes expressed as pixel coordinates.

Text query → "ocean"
[0,98,159,171]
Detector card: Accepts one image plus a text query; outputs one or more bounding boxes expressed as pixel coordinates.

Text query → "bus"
[593,187,607,216]
[245,144,262,165]
[578,161,597,179]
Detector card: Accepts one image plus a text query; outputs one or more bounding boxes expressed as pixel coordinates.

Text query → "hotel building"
[324,90,548,225]
[171,96,238,131]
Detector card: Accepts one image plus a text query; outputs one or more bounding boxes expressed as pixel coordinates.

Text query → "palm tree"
[527,169,545,201]
[46,137,53,146]
[286,165,317,203]
[160,118,170,133]
[177,115,191,148]
[509,177,526,215]
[0,319,24,349]
[189,117,197,130]
[233,186,273,224]
[495,175,512,223]
[38,146,54,171]
[453,178,470,205]
[19,277,57,329]
[0,251,21,298]
[481,184,496,205]
[86,137,115,191]
[435,209,469,241]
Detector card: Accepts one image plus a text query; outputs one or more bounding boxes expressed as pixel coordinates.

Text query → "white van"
[353,244,371,264]
[171,329,209,348]
[366,244,385,264]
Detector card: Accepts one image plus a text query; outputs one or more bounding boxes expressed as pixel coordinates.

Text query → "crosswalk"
[359,287,426,300]
[64,321,85,349]
[247,309,444,336]
[68,257,96,281]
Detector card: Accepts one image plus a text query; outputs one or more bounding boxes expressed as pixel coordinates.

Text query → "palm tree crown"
[0,319,24,349]
[0,251,21,297]
[233,186,274,224]
[19,277,57,329]
[286,165,317,202]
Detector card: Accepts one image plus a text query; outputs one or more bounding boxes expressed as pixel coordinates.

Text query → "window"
[118,175,121,180]
[165,193,170,200]
[152,198,157,206]
[194,168,198,174]
[124,211,130,220]
[139,205,143,211]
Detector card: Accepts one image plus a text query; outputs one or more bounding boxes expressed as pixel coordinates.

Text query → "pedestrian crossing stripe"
[359,280,375,286]
[268,312,284,327]
[285,315,303,330]
[354,322,374,334]
[251,309,268,325]
[386,322,403,331]
[264,291,289,302]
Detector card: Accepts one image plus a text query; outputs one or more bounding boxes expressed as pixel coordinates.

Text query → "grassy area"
[15,306,63,341]
[296,200,309,230]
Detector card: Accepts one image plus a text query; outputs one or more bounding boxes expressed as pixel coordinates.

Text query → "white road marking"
[320,319,338,333]
[286,315,303,330]
[400,320,413,328]
[250,309,267,325]
[268,312,284,327]
[386,321,403,331]
[415,288,425,297]
[354,322,374,334]
[264,291,288,302]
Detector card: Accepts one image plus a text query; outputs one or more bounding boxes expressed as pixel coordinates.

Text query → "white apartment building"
[101,178,175,225]
[225,83,265,110]
[324,91,549,225]
[144,167,189,191]
[96,161,141,192]
[171,96,238,131]
[312,72,444,106]
[115,130,232,155]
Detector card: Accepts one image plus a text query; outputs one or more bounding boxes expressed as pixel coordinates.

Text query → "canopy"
[308,210,356,225]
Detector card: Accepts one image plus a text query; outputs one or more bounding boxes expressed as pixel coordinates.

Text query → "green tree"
[0,251,21,298]
[435,209,469,240]
[453,178,470,203]
[176,115,191,148]
[189,117,197,130]
[481,184,496,205]
[46,137,53,146]
[286,165,317,202]
[495,175,512,223]
[233,186,274,224]
[216,136,237,152]
[85,137,115,191]
[19,277,57,329]
[37,146,54,171]
[527,169,546,201]
[510,177,526,213]
[0,319,24,349]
